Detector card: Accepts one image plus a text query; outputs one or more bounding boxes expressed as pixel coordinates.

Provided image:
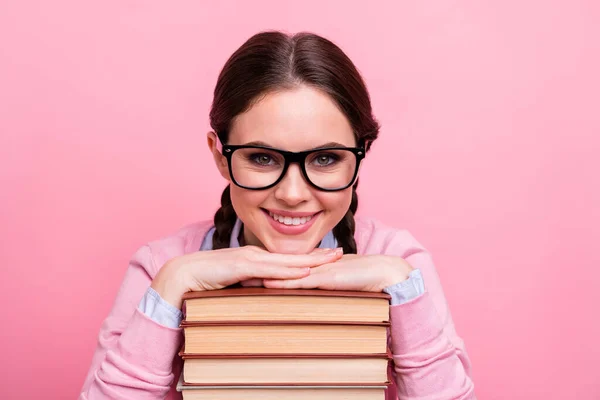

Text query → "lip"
[264,208,321,218]
[262,209,321,235]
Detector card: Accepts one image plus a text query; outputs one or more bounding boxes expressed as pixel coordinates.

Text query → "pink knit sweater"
[79,217,475,399]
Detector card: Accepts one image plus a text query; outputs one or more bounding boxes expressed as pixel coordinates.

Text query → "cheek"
[317,190,353,223]
[229,186,270,217]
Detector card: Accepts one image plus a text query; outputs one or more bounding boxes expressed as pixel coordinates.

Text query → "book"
[180,352,391,385]
[179,386,387,400]
[178,287,393,394]
[180,321,389,355]
[176,373,387,400]
[182,287,391,323]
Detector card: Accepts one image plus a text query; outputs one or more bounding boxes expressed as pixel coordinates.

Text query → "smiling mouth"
[266,210,320,226]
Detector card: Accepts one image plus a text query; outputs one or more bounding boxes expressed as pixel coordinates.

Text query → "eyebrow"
[242,141,350,150]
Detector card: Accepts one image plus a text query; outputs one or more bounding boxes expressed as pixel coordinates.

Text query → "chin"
[263,236,320,255]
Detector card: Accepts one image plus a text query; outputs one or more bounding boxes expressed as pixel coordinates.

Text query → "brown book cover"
[178,357,393,387]
[179,348,393,359]
[180,323,389,355]
[179,352,392,386]
[181,382,391,387]
[182,287,392,300]
[180,320,390,327]
[177,372,388,400]
[182,287,391,324]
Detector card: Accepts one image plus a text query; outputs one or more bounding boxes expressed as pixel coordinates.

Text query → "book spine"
[180,320,390,327]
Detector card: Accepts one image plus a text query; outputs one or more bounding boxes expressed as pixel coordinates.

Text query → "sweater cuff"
[388,291,444,354]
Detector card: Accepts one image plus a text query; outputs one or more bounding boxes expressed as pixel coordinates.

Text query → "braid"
[333,181,359,254]
[212,185,237,249]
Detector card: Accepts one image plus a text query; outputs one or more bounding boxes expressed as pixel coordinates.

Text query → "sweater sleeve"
[78,245,183,400]
[385,236,476,399]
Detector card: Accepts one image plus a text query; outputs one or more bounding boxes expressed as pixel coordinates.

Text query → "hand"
[151,246,343,308]
[238,247,336,288]
[262,254,414,292]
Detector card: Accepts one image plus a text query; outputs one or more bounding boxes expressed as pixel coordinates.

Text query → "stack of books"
[177,287,392,400]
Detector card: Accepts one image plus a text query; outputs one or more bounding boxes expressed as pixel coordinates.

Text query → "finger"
[262,266,327,289]
[239,265,311,281]
[252,247,343,267]
[311,247,336,253]
[263,274,319,289]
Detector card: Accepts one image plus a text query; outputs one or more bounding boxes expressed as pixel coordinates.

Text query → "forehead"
[228,86,356,150]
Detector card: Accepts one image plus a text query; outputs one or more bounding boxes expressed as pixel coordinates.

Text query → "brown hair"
[210,31,380,253]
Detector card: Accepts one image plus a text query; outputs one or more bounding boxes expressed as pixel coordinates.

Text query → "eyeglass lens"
[230,148,357,190]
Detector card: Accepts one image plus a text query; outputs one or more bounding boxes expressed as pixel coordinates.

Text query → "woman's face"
[208,85,358,254]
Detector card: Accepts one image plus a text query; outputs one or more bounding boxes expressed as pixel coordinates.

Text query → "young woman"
[80,31,475,400]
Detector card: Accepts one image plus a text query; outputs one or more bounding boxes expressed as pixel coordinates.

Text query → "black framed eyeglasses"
[217,139,366,191]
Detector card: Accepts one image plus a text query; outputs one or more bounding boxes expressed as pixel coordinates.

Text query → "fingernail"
[326,247,343,256]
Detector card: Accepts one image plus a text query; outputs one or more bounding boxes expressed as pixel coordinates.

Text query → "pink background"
[1,1,599,399]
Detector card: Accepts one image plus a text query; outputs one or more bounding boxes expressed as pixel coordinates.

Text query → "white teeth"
[268,211,313,226]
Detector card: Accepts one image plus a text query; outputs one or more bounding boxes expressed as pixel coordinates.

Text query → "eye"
[250,153,275,166]
[311,153,339,167]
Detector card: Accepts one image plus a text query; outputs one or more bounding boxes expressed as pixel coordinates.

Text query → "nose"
[273,164,311,206]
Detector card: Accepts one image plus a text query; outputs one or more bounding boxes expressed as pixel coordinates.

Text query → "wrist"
[382,257,414,288]
[151,259,190,309]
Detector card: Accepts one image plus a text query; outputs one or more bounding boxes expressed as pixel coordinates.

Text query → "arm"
[79,245,182,400]
[80,241,341,399]
[387,245,475,399]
